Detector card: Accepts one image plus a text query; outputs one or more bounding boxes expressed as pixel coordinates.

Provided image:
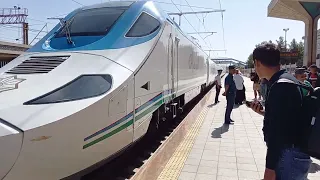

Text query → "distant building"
[0,41,31,68]
[211,57,247,71]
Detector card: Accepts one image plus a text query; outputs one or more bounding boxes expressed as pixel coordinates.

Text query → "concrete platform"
[157,77,320,180]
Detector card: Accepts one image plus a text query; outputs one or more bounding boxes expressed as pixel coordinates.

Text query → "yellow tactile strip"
[157,105,210,180]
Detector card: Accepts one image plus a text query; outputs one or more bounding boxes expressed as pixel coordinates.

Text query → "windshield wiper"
[48,17,75,46]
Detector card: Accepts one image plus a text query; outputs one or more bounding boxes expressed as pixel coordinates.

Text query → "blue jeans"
[225,94,235,123]
[275,148,311,180]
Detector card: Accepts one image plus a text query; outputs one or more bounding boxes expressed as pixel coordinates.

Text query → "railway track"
[81,84,214,180]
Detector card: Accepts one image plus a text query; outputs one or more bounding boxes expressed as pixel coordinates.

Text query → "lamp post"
[283,28,289,51]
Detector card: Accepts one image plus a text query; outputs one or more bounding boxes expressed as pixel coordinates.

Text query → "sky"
[0,0,312,62]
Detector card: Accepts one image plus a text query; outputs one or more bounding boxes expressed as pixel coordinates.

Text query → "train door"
[169,29,179,98]
[165,32,175,103]
[173,33,179,96]
[206,58,210,85]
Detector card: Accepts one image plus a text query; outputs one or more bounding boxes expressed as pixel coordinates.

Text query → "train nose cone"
[0,120,23,179]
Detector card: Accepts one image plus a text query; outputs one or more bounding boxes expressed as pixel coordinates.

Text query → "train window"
[126,12,160,37]
[55,7,128,37]
[24,75,112,105]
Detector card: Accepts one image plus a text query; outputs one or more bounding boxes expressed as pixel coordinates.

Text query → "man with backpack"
[249,43,311,180]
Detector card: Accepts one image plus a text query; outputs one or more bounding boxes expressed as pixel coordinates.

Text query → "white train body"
[0,1,221,179]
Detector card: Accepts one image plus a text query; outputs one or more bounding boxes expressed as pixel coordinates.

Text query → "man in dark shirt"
[222,65,236,124]
[249,43,311,180]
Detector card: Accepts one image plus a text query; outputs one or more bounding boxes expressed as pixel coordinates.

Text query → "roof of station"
[211,57,247,66]
[268,0,320,23]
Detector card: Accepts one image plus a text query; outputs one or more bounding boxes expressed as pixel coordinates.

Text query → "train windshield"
[55,7,128,37]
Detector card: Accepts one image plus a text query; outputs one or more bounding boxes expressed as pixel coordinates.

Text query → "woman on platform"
[250,72,261,100]
[234,69,245,105]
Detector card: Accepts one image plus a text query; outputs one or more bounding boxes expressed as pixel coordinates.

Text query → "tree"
[296,41,304,66]
[277,36,288,65]
[248,37,305,68]
[289,38,298,50]
[276,36,285,51]
[286,38,299,65]
[247,53,254,68]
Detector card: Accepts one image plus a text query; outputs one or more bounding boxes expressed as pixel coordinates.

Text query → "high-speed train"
[0,1,222,179]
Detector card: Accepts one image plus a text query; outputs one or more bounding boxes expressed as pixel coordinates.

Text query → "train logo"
[0,75,25,93]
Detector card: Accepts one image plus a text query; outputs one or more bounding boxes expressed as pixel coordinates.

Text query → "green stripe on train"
[83,100,163,149]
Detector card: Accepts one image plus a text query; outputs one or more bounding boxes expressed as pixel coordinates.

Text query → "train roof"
[82,1,135,10]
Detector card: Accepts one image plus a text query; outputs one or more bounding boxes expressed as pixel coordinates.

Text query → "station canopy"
[268,0,320,22]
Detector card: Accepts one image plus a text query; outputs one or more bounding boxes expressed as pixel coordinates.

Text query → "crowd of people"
[214,62,320,126]
[213,43,319,180]
[249,64,320,103]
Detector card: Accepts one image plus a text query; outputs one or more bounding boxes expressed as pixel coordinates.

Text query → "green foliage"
[276,36,285,51]
[296,41,304,67]
[289,38,298,50]
[247,53,254,68]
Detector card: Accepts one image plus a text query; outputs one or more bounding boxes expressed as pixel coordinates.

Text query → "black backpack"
[273,74,320,159]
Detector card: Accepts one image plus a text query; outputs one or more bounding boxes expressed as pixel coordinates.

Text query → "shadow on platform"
[211,124,230,138]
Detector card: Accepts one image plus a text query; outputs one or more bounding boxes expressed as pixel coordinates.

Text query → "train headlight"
[24,74,112,105]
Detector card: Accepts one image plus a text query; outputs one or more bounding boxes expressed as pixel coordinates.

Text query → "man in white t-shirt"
[214,69,223,104]
[234,69,245,105]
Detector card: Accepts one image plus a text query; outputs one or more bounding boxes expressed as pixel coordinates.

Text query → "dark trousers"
[215,85,221,103]
[235,89,245,104]
[225,94,235,123]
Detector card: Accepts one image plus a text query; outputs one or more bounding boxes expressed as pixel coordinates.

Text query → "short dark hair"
[295,68,306,75]
[253,43,280,67]
[310,64,317,69]
[229,65,235,70]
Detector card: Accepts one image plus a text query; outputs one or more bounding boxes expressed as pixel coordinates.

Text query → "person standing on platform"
[214,69,223,104]
[234,69,244,105]
[250,72,261,100]
[307,64,320,88]
[222,65,236,124]
[249,43,311,180]
[239,69,246,103]
[294,68,313,96]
